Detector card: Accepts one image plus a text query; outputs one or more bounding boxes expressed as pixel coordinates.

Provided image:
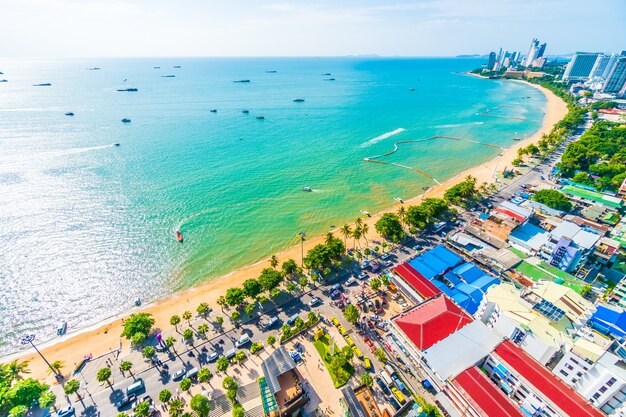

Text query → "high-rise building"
[525,38,540,67]
[591,55,611,78]
[603,56,626,93]
[603,53,620,79]
[536,43,547,60]
[513,51,521,64]
[563,52,601,81]
[487,52,496,70]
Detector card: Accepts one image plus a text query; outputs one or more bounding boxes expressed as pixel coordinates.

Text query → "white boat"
[57,321,67,336]
[394,197,404,203]
[134,297,141,307]
[360,210,371,217]
[302,187,312,192]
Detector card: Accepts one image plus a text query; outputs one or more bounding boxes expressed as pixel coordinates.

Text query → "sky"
[0,0,625,58]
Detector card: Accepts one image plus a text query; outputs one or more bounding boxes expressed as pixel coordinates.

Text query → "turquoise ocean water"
[0,58,545,353]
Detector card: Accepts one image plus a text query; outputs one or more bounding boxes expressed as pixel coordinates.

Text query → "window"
[560,370,569,377]
[571,358,579,365]
[566,364,574,371]
[607,377,617,387]
[599,386,608,393]
[593,393,601,400]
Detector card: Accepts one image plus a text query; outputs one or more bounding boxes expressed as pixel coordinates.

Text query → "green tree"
[286,282,296,293]
[48,360,63,377]
[343,304,360,324]
[369,277,381,291]
[191,394,211,417]
[250,342,263,354]
[258,268,284,291]
[63,379,80,398]
[165,336,176,351]
[198,367,211,383]
[512,157,524,166]
[8,406,28,417]
[38,389,57,410]
[170,315,181,332]
[360,373,373,387]
[235,351,247,363]
[215,316,224,328]
[4,378,49,410]
[299,275,308,290]
[444,175,478,207]
[180,378,192,393]
[225,287,246,306]
[131,332,146,346]
[281,259,298,276]
[2,360,30,384]
[267,335,276,346]
[121,313,154,342]
[270,287,282,299]
[198,323,209,338]
[134,401,151,417]
[375,348,387,364]
[244,303,255,315]
[120,360,133,377]
[117,413,130,417]
[339,224,352,247]
[182,310,192,324]
[217,357,229,373]
[169,399,184,417]
[533,189,572,211]
[222,376,238,391]
[159,389,172,403]
[231,311,241,321]
[197,302,211,318]
[242,279,262,298]
[217,296,227,308]
[142,346,156,359]
[96,367,112,384]
[232,403,244,417]
[182,329,194,343]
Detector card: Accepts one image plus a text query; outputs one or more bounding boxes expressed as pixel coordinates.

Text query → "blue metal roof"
[453,262,485,284]
[590,305,626,337]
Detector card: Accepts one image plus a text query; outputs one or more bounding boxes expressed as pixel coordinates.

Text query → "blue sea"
[0,58,545,354]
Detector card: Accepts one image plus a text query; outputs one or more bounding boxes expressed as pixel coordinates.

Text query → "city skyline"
[0,0,625,58]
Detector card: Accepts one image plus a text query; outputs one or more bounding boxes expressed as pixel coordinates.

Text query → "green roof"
[515,260,586,294]
[561,185,624,209]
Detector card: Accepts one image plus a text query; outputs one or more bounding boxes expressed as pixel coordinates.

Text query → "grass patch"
[515,260,586,294]
[313,335,354,388]
[508,247,529,259]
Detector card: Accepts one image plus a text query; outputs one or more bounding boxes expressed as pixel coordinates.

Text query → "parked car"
[369,314,381,322]
[308,297,321,307]
[380,253,390,260]
[346,277,357,286]
[235,335,251,348]
[375,377,391,395]
[330,290,341,298]
[358,272,368,280]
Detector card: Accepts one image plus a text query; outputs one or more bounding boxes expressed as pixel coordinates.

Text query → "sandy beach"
[6,80,568,380]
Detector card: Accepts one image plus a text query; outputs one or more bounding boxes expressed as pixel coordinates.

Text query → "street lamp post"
[20,334,63,381]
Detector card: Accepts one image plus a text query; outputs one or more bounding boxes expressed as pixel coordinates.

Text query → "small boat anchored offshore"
[233,79,251,83]
[134,298,142,307]
[242,110,249,114]
[121,118,131,123]
[512,137,523,141]
[65,112,75,116]
[293,98,305,103]
[117,88,138,92]
[302,187,313,192]
[256,116,265,120]
[394,197,404,203]
[210,109,217,113]
[57,321,68,336]
[176,230,183,243]
[360,210,371,217]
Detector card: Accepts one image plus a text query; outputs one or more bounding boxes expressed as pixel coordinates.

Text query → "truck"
[379,369,393,387]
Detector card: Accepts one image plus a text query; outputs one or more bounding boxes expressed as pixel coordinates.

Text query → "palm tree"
[381,241,388,253]
[270,255,279,269]
[324,232,334,246]
[165,336,177,353]
[48,360,64,378]
[169,399,185,417]
[217,296,227,310]
[182,310,192,325]
[120,360,133,378]
[340,224,352,247]
[170,315,181,332]
[198,323,209,338]
[4,360,30,383]
[355,217,363,228]
[361,223,369,246]
[397,206,407,228]
[353,226,362,249]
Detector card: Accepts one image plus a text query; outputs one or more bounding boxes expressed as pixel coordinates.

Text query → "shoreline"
[5,79,569,380]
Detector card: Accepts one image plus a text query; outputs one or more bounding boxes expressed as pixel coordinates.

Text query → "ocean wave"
[435,121,484,128]
[359,128,405,148]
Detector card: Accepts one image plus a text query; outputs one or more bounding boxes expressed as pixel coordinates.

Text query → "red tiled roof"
[393,295,472,351]
[495,207,526,223]
[452,366,524,417]
[494,341,604,417]
[393,263,442,299]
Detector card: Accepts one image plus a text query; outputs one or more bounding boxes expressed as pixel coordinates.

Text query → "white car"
[346,277,357,286]
[380,253,390,260]
[207,351,219,362]
[308,297,321,307]
[369,314,381,322]
[358,272,368,280]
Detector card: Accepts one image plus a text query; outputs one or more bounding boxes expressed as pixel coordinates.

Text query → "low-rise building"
[538,221,601,272]
[595,237,621,266]
[609,280,626,310]
[574,351,626,415]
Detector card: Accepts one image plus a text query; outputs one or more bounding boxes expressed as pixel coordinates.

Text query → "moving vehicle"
[286,313,299,326]
[301,187,312,192]
[265,316,279,329]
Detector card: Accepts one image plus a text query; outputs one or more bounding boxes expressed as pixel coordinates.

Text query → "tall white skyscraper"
[591,55,610,78]
[563,52,601,81]
[603,56,626,94]
[525,38,540,67]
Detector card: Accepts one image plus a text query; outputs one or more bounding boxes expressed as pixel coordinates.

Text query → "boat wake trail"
[359,128,405,148]
[63,144,119,155]
[435,122,484,128]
